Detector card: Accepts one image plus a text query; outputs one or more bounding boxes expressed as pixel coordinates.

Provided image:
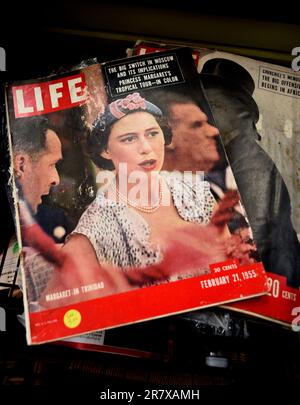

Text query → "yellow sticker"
[63,309,82,329]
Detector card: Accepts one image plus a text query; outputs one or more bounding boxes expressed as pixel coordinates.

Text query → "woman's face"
[101,111,165,177]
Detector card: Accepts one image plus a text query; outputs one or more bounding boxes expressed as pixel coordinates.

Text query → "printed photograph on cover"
[5,48,267,344]
[131,41,300,328]
[197,51,300,327]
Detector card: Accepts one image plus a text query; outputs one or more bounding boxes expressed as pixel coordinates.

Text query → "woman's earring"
[15,171,22,178]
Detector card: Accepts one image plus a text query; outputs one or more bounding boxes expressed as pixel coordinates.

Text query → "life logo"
[0,47,6,71]
[0,307,6,332]
[291,47,300,72]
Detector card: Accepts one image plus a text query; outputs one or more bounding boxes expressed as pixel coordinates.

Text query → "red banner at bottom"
[29,262,267,344]
[224,272,300,329]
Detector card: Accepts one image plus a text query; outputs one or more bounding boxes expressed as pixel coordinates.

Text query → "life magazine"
[5,48,267,344]
[133,42,300,328]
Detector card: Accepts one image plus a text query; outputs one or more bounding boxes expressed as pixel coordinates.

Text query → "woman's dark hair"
[86,111,172,170]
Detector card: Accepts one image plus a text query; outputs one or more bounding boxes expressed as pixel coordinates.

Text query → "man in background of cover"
[12,116,62,214]
[11,116,64,301]
[158,92,221,174]
[152,90,254,257]
[200,58,300,288]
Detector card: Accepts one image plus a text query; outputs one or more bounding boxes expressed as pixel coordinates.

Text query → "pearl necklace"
[110,178,163,214]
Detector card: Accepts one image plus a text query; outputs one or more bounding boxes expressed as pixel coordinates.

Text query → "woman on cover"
[61,93,248,279]
[72,93,220,267]
[38,92,254,306]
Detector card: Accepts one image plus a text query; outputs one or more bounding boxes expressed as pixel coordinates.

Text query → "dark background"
[1,1,299,79]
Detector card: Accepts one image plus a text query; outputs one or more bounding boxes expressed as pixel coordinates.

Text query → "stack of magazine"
[132,42,300,330]
[1,45,298,348]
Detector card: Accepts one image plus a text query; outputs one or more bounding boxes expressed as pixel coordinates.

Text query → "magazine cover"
[132,41,300,328]
[5,48,267,344]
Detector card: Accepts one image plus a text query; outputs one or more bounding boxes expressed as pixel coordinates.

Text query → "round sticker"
[63,309,82,329]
